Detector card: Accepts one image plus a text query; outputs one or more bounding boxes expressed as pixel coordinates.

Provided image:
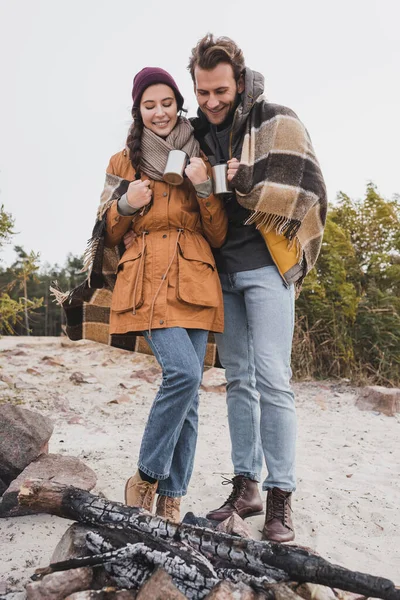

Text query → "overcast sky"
[1,0,399,268]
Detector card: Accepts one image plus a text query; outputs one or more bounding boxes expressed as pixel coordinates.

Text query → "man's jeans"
[140,327,208,497]
[215,265,296,492]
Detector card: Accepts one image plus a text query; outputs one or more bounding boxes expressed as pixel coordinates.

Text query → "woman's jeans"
[139,327,208,497]
[214,265,296,492]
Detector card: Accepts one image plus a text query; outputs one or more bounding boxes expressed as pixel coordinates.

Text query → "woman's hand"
[185,157,208,186]
[123,230,137,250]
[126,179,152,209]
[227,158,240,182]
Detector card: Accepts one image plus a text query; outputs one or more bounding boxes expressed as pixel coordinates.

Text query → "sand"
[0,336,399,594]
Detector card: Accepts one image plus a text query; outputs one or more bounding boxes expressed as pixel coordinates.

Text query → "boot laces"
[267,489,292,527]
[136,480,155,509]
[221,475,245,508]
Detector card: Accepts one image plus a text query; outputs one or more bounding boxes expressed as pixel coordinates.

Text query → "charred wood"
[19,480,400,600]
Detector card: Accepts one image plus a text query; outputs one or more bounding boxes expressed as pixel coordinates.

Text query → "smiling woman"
[62,66,228,526]
[140,84,178,136]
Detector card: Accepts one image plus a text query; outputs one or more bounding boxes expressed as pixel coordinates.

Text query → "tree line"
[1,182,399,385]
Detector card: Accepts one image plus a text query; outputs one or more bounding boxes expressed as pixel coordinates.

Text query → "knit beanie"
[132,67,184,109]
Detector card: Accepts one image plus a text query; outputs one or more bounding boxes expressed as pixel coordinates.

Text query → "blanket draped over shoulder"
[51,173,219,367]
[232,98,327,284]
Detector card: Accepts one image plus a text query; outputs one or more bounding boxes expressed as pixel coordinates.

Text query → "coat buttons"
[163,192,168,197]
[162,234,167,238]
[159,319,164,324]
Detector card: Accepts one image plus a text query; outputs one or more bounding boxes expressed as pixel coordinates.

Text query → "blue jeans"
[214,265,296,492]
[139,327,208,497]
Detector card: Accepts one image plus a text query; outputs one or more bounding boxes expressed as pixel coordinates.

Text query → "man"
[187,34,327,542]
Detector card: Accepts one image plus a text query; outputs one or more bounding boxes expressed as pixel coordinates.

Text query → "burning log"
[19,480,400,600]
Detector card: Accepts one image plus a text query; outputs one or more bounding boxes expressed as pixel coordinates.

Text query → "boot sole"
[207,509,264,521]
[124,478,131,505]
[241,510,265,520]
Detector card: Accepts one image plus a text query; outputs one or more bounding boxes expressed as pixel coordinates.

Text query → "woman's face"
[140,84,178,137]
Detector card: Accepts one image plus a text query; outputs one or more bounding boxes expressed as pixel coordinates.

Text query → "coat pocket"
[176,240,220,308]
[111,250,145,313]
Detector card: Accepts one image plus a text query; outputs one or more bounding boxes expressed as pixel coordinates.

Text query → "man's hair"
[188,33,245,83]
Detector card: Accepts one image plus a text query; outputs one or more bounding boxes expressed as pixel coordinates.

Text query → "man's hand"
[185,157,208,186]
[123,230,137,250]
[227,158,240,182]
[126,179,152,209]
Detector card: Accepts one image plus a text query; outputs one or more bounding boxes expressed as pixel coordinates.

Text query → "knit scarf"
[231,98,327,279]
[140,117,200,180]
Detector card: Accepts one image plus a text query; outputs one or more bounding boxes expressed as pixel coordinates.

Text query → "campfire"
[16,479,400,600]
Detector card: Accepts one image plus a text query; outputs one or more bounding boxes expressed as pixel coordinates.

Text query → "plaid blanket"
[51,173,220,368]
[232,98,327,285]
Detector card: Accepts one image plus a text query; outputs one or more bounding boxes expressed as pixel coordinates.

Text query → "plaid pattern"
[51,174,221,368]
[232,99,327,286]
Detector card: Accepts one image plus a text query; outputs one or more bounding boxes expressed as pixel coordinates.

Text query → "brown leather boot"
[206,475,264,521]
[261,487,295,542]
[155,495,181,523]
[124,471,158,512]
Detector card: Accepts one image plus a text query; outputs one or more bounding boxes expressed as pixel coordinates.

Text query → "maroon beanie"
[132,67,184,109]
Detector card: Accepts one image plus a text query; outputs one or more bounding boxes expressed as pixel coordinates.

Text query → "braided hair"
[126,107,143,180]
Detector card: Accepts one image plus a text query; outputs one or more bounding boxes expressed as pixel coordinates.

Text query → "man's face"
[194,63,244,126]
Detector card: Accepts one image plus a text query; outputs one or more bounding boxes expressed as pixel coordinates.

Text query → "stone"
[355,386,400,416]
[216,513,254,539]
[0,477,8,496]
[296,583,337,600]
[70,372,98,384]
[0,454,97,517]
[50,523,109,590]
[204,581,258,599]
[25,568,92,600]
[135,568,186,600]
[0,404,53,488]
[201,367,227,393]
[51,523,97,563]
[65,591,137,599]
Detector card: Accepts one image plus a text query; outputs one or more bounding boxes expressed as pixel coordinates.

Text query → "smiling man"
[188,34,327,542]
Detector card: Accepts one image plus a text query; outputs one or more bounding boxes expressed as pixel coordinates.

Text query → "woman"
[104,67,227,522]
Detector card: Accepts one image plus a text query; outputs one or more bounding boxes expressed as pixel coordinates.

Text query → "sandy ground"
[0,336,399,595]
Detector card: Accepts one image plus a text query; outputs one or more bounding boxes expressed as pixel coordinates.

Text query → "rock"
[70,372,98,385]
[51,523,96,563]
[130,368,160,384]
[41,356,65,367]
[295,583,337,600]
[0,404,53,488]
[135,568,186,600]
[108,395,131,405]
[204,581,258,599]
[0,454,97,517]
[0,477,8,496]
[50,523,109,590]
[25,567,92,600]
[216,513,254,538]
[355,386,400,416]
[0,374,14,386]
[65,591,137,599]
[201,367,227,393]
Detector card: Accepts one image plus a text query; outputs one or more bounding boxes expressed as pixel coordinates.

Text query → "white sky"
[1,0,399,268]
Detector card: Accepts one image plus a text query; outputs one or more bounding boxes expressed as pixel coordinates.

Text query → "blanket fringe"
[245,211,301,241]
[49,283,69,306]
[81,236,101,279]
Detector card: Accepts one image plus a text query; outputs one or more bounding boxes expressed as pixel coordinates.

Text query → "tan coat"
[104,150,228,335]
